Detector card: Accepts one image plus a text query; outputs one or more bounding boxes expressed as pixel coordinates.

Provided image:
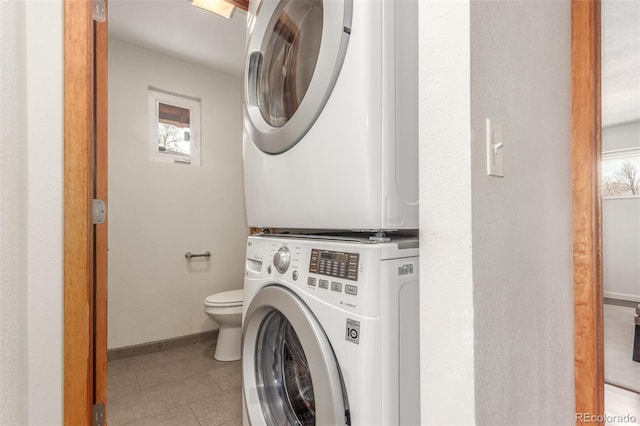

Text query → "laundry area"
[239,1,420,422]
[102,0,579,424]
[107,0,420,424]
[0,0,581,425]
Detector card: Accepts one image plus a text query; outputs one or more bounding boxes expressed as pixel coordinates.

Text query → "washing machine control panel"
[308,249,359,281]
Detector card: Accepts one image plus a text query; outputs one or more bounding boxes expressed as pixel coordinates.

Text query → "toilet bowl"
[204,289,243,361]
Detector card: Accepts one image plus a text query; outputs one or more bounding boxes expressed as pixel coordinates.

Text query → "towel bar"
[185,251,211,260]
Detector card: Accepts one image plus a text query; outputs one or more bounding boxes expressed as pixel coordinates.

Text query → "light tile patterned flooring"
[108,340,242,426]
[606,384,640,425]
[604,301,640,424]
[604,303,640,393]
[109,315,640,426]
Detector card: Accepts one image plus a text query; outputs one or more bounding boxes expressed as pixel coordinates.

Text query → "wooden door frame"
[572,0,604,423]
[63,1,602,424]
[95,1,110,416]
[64,1,108,424]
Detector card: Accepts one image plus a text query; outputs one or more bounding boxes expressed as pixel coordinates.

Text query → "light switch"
[486,119,504,177]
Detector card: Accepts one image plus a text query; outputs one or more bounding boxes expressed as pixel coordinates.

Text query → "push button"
[307,277,317,287]
[331,282,342,292]
[319,279,329,289]
[345,285,357,296]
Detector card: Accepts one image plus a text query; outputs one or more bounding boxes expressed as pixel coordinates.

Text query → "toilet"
[204,289,244,361]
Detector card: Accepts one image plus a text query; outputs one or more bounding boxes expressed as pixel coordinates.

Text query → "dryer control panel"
[308,249,359,281]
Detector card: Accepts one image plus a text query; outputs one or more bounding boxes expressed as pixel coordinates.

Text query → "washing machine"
[241,234,420,425]
[242,0,418,231]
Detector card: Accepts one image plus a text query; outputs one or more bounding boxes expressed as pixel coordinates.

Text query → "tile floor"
[108,340,242,426]
[604,301,640,424]
[604,303,640,393]
[605,384,640,425]
[109,318,640,426]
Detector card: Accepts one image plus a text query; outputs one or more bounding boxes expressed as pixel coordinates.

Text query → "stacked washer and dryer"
[240,0,419,424]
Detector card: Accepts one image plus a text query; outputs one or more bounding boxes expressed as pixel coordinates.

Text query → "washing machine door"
[244,0,352,154]
[242,285,350,425]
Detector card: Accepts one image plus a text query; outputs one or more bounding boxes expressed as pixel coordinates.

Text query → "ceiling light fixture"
[188,0,235,19]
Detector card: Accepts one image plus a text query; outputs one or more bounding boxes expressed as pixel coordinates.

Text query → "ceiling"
[108,0,247,77]
[109,0,639,126]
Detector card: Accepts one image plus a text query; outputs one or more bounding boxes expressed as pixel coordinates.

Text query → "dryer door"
[242,285,350,425]
[244,0,352,154]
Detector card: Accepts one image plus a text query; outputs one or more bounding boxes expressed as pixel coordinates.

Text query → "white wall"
[0,2,29,424]
[419,1,476,424]
[469,1,574,424]
[0,2,64,424]
[603,198,640,301]
[603,120,640,151]
[419,1,575,425]
[602,120,640,301]
[108,40,248,349]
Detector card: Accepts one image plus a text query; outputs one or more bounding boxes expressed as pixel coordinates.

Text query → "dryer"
[242,234,420,425]
[242,0,418,231]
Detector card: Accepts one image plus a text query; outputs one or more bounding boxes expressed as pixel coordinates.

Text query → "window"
[148,88,201,166]
[602,147,640,197]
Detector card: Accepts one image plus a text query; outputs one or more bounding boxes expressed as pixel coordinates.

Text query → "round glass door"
[242,285,350,425]
[256,311,316,425]
[258,0,322,128]
[244,0,352,154]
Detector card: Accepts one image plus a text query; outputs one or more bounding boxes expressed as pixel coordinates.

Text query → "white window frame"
[148,88,201,166]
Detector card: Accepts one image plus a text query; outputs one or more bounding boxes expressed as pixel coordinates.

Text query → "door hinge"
[92,0,106,22]
[92,403,105,426]
[93,199,106,225]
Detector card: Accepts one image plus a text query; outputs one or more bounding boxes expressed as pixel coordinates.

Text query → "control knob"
[273,246,291,274]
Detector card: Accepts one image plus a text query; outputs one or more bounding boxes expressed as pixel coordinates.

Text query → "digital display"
[320,252,349,262]
[309,249,359,281]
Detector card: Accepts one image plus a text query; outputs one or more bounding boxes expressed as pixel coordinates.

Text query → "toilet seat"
[205,289,243,307]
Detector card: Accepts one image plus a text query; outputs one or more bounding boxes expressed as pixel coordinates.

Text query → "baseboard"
[604,292,640,304]
[107,329,219,361]
[604,297,640,308]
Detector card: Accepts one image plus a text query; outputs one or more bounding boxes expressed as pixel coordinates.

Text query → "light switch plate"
[486,119,504,177]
